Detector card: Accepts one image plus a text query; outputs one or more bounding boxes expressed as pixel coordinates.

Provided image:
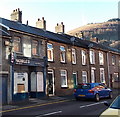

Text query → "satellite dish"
[88,43,93,48]
[70,37,76,42]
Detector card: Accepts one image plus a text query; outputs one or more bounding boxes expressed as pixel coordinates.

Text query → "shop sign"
[15,56,44,66]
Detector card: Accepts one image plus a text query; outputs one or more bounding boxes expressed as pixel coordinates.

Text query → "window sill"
[61,87,69,89]
[48,60,54,63]
[60,62,67,64]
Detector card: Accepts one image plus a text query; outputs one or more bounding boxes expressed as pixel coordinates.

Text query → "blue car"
[74,83,112,101]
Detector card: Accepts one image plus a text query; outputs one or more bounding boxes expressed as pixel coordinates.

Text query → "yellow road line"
[1,99,73,113]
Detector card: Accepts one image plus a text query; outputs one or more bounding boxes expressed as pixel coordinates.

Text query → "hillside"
[67,18,120,50]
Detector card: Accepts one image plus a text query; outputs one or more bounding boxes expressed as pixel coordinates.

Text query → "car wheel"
[95,94,100,102]
[109,92,113,99]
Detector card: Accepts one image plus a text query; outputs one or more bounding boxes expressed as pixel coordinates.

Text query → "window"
[112,55,116,65]
[32,40,39,55]
[82,50,86,65]
[114,73,119,82]
[60,46,66,63]
[100,68,105,83]
[82,71,87,83]
[23,38,31,57]
[89,50,95,64]
[91,67,96,83]
[99,51,104,65]
[72,48,76,64]
[47,43,53,61]
[13,37,21,52]
[60,70,67,87]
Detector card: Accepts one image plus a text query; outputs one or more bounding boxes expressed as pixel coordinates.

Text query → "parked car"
[100,95,120,116]
[74,83,112,101]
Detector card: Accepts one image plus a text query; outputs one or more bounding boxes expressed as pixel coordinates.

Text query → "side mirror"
[104,101,110,107]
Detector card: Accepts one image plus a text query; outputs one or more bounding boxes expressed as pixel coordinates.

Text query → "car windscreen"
[110,96,120,109]
[77,84,91,89]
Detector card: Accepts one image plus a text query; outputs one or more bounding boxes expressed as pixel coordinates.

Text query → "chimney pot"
[42,17,44,20]
[38,18,40,21]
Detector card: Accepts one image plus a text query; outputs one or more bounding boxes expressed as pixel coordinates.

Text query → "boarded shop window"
[60,46,66,63]
[82,50,87,65]
[72,48,76,64]
[82,71,87,83]
[32,40,39,55]
[99,51,104,65]
[13,37,21,52]
[60,70,67,87]
[47,43,53,61]
[17,84,25,93]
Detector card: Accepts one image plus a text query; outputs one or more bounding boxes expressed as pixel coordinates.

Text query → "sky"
[0,0,119,33]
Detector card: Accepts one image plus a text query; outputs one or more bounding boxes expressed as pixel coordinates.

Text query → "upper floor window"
[32,40,39,55]
[100,68,105,83]
[112,55,116,65]
[13,37,21,52]
[72,48,76,64]
[60,46,66,63]
[99,51,104,65]
[89,50,95,64]
[60,70,67,87]
[47,43,53,61]
[82,50,87,65]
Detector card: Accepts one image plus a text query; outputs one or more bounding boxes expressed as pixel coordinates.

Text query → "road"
[2,90,119,117]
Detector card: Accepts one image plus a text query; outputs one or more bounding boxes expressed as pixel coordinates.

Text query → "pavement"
[1,95,74,111]
[1,88,120,112]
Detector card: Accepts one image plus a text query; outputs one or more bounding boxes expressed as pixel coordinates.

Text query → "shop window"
[60,46,66,63]
[82,71,87,83]
[82,50,87,65]
[32,40,39,55]
[72,48,76,64]
[60,70,67,87]
[99,51,104,65]
[13,37,21,52]
[47,43,53,61]
[17,84,25,93]
[114,73,119,82]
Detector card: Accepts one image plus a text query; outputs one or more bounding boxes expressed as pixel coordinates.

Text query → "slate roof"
[0,17,120,54]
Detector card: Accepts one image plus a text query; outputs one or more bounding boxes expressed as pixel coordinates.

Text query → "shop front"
[11,56,46,102]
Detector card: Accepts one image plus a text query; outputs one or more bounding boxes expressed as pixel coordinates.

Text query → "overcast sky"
[0,0,119,32]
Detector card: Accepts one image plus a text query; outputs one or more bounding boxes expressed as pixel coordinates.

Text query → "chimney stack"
[10,8,22,23]
[55,22,65,33]
[36,17,46,30]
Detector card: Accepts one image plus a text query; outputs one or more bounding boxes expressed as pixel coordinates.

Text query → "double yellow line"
[1,99,74,113]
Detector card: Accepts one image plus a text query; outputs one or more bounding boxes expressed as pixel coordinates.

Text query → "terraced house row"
[0,9,120,104]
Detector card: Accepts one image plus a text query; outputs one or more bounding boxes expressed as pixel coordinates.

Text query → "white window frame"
[82,50,86,65]
[89,50,95,64]
[99,51,104,65]
[60,70,67,87]
[47,43,53,61]
[82,71,87,83]
[91,67,96,83]
[72,48,76,64]
[100,68,105,83]
[60,46,66,63]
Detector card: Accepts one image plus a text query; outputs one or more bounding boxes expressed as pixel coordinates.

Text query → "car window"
[110,96,120,109]
[77,84,91,89]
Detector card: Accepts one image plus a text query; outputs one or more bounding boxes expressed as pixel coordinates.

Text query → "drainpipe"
[107,52,110,88]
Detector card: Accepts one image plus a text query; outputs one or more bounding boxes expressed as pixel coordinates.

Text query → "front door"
[73,72,77,88]
[48,70,54,96]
